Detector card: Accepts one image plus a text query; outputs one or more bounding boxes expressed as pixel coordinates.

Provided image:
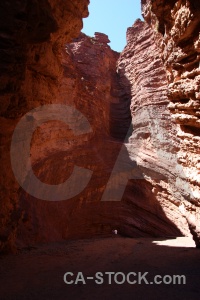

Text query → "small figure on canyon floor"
[179,203,200,248]
[112,229,118,236]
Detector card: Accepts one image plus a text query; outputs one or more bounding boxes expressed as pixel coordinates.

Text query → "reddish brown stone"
[0,0,89,253]
[1,0,200,253]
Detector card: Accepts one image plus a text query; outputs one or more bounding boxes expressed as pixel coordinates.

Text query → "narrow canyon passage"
[15,31,183,248]
[0,0,200,299]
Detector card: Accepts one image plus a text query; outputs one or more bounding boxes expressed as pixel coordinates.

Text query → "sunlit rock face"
[151,0,200,244]
[117,18,190,238]
[129,0,200,239]
[148,0,200,205]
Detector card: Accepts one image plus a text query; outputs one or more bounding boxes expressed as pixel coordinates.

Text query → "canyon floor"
[0,236,199,300]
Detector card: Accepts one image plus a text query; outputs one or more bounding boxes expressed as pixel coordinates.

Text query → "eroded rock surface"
[1,0,200,253]
[118,18,190,237]
[122,0,200,242]
[20,30,182,249]
[0,0,89,252]
[17,32,179,250]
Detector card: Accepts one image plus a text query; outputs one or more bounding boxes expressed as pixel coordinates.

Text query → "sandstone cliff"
[15,31,180,250]
[0,0,89,252]
[141,0,200,237]
[114,0,200,243]
[1,0,200,253]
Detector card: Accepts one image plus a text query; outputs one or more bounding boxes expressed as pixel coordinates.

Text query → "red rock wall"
[0,0,89,252]
[148,0,200,206]
[117,19,190,236]
[17,32,180,249]
[149,0,200,239]
[1,0,199,253]
[16,33,125,247]
[118,0,200,237]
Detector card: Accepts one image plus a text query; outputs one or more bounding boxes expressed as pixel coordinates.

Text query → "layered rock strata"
[148,0,200,245]
[117,19,190,237]
[1,0,199,253]
[118,0,200,243]
[16,32,180,250]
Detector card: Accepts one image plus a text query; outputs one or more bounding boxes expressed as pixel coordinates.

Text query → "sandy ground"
[0,236,200,300]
